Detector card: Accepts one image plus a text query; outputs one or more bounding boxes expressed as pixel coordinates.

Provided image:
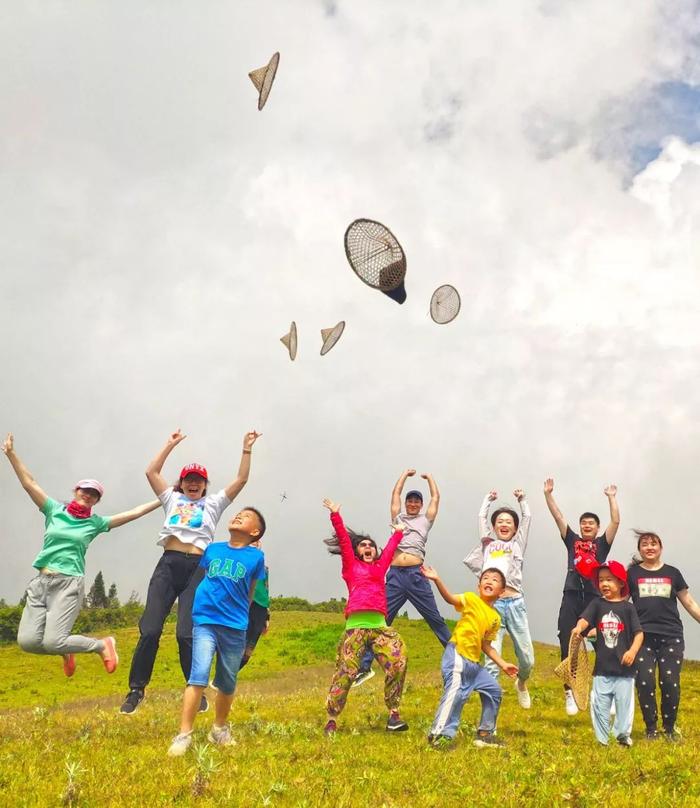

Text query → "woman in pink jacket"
[322,498,408,735]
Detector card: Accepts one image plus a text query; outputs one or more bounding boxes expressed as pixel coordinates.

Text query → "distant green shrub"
[270,597,346,613]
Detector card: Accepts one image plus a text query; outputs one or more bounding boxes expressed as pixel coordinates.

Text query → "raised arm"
[603,485,620,545]
[224,431,262,501]
[323,499,354,570]
[420,565,460,607]
[108,499,161,530]
[422,473,440,521]
[678,589,700,624]
[543,478,567,539]
[377,522,405,575]
[146,429,187,496]
[390,469,415,519]
[479,491,496,539]
[514,489,532,547]
[2,434,48,509]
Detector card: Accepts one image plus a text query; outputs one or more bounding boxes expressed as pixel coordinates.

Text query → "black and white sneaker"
[120,689,145,715]
[617,734,633,747]
[386,714,408,732]
[645,728,660,740]
[474,731,505,749]
[351,669,376,689]
[198,694,209,713]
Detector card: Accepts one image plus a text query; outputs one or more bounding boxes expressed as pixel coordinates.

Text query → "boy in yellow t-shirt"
[421,565,518,748]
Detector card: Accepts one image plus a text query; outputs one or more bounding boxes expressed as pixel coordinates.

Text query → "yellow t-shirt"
[450,592,501,662]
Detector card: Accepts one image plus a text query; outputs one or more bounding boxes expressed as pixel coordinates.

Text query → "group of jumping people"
[3,431,700,752]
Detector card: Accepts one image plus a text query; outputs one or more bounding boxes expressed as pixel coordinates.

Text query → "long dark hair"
[324,528,379,560]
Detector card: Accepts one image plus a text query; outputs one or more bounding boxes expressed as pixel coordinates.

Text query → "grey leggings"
[17,573,103,655]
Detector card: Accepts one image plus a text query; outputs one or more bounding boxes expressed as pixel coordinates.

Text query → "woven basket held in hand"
[554,633,591,711]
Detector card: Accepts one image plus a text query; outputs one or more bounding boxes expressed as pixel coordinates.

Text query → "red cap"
[592,560,629,598]
[179,463,208,481]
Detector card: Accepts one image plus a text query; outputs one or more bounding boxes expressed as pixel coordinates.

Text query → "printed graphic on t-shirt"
[488,542,513,559]
[207,557,246,582]
[599,610,624,648]
[637,577,672,598]
[168,499,204,529]
[574,538,597,558]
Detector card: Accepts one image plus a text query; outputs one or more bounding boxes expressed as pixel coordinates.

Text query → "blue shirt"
[193,542,265,630]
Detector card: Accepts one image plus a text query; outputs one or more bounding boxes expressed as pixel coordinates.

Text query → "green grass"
[2,612,700,806]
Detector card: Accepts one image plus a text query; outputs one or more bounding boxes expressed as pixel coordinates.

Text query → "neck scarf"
[66,500,92,519]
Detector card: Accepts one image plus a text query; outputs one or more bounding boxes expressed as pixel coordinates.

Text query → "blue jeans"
[189,624,246,695]
[484,595,535,683]
[590,675,635,744]
[430,643,502,739]
[359,565,451,673]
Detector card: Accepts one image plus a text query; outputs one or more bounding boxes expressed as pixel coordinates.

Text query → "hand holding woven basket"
[554,632,591,711]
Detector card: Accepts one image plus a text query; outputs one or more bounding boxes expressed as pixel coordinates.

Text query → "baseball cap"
[592,560,629,598]
[75,479,104,498]
[405,490,423,502]
[179,463,208,481]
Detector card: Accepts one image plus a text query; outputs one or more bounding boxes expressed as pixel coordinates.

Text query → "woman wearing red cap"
[2,433,160,677]
[627,531,700,741]
[120,428,261,716]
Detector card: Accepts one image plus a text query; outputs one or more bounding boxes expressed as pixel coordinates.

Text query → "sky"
[3,0,700,656]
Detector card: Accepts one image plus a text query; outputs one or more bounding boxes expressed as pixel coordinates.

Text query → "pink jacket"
[330,511,403,618]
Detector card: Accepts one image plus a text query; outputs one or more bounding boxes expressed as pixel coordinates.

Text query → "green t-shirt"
[345,610,387,630]
[32,498,111,577]
[253,567,270,608]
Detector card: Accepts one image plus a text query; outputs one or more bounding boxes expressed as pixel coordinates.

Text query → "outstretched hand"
[2,433,14,456]
[392,519,407,533]
[502,663,519,679]
[487,489,498,501]
[513,488,525,501]
[322,498,340,513]
[166,429,187,448]
[604,484,617,497]
[404,468,416,478]
[420,564,439,581]
[543,478,554,494]
[244,430,262,451]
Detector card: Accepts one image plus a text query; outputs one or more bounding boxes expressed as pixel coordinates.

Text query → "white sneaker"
[167,731,193,757]
[351,668,376,689]
[208,723,236,747]
[565,690,579,716]
[515,680,531,709]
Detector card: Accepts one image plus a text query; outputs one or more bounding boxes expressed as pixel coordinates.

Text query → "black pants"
[128,550,204,690]
[239,602,269,669]
[557,589,597,660]
[635,633,684,732]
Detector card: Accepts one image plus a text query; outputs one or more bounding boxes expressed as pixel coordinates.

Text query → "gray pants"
[17,573,102,655]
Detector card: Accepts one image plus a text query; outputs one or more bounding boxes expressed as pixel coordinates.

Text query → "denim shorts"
[189,623,246,695]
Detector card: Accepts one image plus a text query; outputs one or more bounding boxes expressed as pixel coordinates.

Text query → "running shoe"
[167,731,193,757]
[664,727,682,742]
[63,654,76,678]
[645,728,660,740]
[120,689,145,715]
[208,723,235,747]
[515,680,531,709]
[428,734,455,750]
[474,731,505,748]
[386,714,409,732]
[351,669,376,689]
[617,734,633,747]
[99,636,118,674]
[564,690,579,716]
[323,719,337,736]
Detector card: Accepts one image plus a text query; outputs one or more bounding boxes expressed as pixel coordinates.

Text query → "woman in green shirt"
[3,433,159,678]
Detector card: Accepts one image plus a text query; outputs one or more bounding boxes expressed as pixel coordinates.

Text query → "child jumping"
[167,506,267,756]
[572,560,643,747]
[422,565,518,748]
[322,498,408,735]
[464,488,534,708]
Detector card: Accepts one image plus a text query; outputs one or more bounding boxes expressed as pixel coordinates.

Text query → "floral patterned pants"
[326,627,407,717]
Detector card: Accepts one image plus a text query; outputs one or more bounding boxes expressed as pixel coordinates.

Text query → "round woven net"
[553,633,591,710]
[430,284,461,324]
[344,219,406,291]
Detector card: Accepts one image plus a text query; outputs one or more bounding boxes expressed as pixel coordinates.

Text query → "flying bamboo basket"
[280,321,297,361]
[344,219,407,304]
[248,52,280,110]
[320,321,345,356]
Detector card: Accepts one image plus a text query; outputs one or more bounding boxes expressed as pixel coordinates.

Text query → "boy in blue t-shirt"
[167,506,266,757]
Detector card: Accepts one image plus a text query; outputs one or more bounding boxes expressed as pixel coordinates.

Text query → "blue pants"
[188,624,246,695]
[430,643,502,739]
[590,675,635,744]
[359,565,451,673]
[484,596,535,683]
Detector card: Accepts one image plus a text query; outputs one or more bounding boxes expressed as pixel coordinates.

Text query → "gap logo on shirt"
[637,576,673,598]
[168,498,204,529]
[207,557,246,582]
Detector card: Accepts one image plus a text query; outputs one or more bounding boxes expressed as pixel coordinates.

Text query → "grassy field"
[2,611,700,807]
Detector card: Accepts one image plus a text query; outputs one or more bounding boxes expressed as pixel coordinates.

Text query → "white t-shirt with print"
[156,487,232,551]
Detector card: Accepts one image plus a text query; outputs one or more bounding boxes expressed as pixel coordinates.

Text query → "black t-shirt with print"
[562,526,611,593]
[627,564,688,639]
[580,597,642,677]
